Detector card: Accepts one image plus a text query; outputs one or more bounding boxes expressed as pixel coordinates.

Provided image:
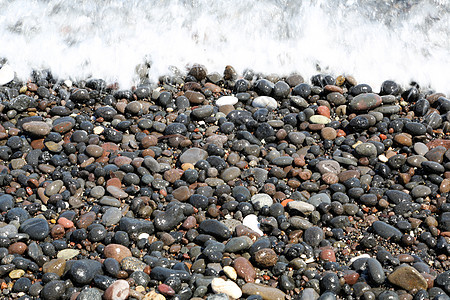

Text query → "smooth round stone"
[52,116,76,133]
[221,167,241,181]
[317,160,341,174]
[43,258,66,276]
[410,185,431,198]
[10,95,33,111]
[70,259,103,285]
[422,161,445,173]
[224,236,253,253]
[310,115,331,124]
[45,180,63,196]
[251,194,273,209]
[104,244,132,262]
[288,132,306,145]
[303,226,324,247]
[271,156,294,166]
[320,273,341,293]
[288,201,315,214]
[180,148,208,164]
[107,186,128,199]
[86,145,104,157]
[41,280,66,300]
[321,127,337,140]
[22,121,51,136]
[103,279,130,300]
[388,265,427,291]
[308,193,331,207]
[356,143,377,157]
[13,276,31,293]
[254,248,278,267]
[252,96,278,110]
[349,93,382,110]
[374,105,400,114]
[192,105,214,119]
[211,278,242,299]
[407,155,428,168]
[185,90,205,104]
[90,186,105,199]
[289,216,313,229]
[78,288,102,300]
[233,257,256,283]
[414,142,429,155]
[126,101,142,114]
[0,194,14,212]
[121,256,147,272]
[19,218,49,240]
[216,96,238,107]
[57,249,80,260]
[199,220,231,240]
[102,207,122,226]
[394,134,412,146]
[367,258,385,284]
[405,122,427,135]
[372,221,402,241]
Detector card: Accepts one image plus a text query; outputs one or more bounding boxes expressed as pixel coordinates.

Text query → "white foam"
[1,0,450,94]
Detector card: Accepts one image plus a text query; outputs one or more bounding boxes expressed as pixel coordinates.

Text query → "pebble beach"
[0,63,448,300]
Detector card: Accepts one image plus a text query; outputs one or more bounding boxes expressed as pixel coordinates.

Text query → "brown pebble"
[76,211,97,229]
[254,248,278,267]
[233,257,256,283]
[104,244,133,263]
[8,242,27,255]
[321,127,337,140]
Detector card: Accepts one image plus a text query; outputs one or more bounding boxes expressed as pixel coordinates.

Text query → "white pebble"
[252,96,278,110]
[211,278,242,299]
[242,214,264,236]
[223,266,237,280]
[216,95,238,107]
[250,193,273,208]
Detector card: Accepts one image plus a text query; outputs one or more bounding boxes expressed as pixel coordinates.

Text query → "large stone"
[388,265,428,291]
[349,93,382,111]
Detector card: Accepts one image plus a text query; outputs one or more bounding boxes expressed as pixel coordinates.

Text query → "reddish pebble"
[319,249,336,262]
[104,244,133,263]
[158,284,175,296]
[57,217,74,229]
[103,279,130,300]
[107,178,122,188]
[343,270,360,285]
[8,242,27,255]
[233,257,256,283]
[317,105,331,118]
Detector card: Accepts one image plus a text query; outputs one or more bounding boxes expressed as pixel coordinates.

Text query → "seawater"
[1,0,450,93]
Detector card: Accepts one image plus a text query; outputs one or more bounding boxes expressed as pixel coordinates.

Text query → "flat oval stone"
[57,249,80,260]
[372,221,402,241]
[180,148,208,164]
[252,96,277,110]
[107,186,128,199]
[103,279,130,300]
[310,115,331,124]
[349,93,382,111]
[22,121,51,136]
[410,185,431,198]
[233,257,256,283]
[356,143,377,157]
[241,283,286,300]
[211,278,242,299]
[367,258,385,284]
[199,219,231,240]
[216,96,238,107]
[317,160,341,174]
[45,180,64,196]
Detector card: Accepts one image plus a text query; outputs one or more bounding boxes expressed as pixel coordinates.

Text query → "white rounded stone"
[252,96,278,110]
[211,277,242,299]
[216,95,238,107]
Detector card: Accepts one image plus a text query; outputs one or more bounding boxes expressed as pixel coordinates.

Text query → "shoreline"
[0,64,448,300]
